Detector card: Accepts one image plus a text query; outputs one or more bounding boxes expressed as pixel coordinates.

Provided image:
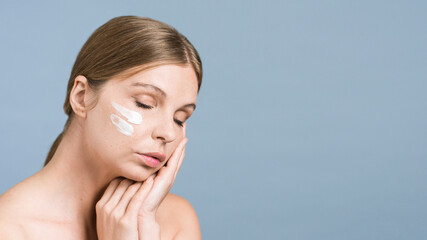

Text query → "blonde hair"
[44,16,203,166]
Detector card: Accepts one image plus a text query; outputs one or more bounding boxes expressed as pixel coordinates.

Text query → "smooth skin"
[0,64,201,239]
[97,131,189,240]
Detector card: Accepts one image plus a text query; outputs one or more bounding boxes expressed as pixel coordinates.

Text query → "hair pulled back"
[44,16,202,167]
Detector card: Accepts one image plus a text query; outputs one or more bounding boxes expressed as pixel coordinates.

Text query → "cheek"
[111,101,142,124]
[110,101,143,137]
[84,104,131,161]
[110,114,134,136]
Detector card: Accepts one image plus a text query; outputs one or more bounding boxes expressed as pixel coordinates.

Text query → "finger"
[125,176,155,217]
[113,181,142,216]
[154,138,187,181]
[104,178,134,209]
[166,138,187,171]
[97,177,124,207]
[170,123,187,180]
[155,137,187,179]
[151,143,186,196]
[173,144,186,180]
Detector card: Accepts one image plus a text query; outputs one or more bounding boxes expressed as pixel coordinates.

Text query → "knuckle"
[111,211,122,222]
[95,202,103,212]
[118,216,130,227]
[103,203,114,214]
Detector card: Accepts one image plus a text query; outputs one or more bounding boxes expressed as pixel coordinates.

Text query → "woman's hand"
[96,123,188,240]
[95,177,155,240]
[137,123,188,239]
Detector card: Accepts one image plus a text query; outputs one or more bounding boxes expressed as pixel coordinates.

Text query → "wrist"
[138,214,161,239]
[138,211,157,222]
[139,215,159,226]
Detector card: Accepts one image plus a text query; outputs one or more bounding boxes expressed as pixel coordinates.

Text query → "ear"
[69,75,94,119]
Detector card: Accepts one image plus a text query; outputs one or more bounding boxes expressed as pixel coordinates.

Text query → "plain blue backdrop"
[1,1,426,239]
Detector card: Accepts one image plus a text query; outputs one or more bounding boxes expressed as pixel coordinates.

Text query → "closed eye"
[135,101,153,109]
[135,101,185,127]
[174,119,184,127]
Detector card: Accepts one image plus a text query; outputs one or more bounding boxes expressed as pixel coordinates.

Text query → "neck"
[34,120,115,237]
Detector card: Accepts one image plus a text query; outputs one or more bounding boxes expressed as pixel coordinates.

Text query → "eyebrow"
[131,82,196,111]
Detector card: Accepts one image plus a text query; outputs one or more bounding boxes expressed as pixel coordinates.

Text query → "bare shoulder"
[0,183,33,239]
[157,193,201,240]
[0,221,26,240]
[0,209,27,240]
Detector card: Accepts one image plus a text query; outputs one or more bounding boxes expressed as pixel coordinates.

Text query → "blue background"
[1,1,426,239]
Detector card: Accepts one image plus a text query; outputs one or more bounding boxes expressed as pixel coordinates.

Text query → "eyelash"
[135,101,153,109]
[135,101,184,127]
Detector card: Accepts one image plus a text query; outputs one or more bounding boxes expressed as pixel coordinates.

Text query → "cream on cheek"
[112,101,142,124]
[110,101,143,136]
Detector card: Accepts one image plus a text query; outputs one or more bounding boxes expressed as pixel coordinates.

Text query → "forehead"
[110,64,199,100]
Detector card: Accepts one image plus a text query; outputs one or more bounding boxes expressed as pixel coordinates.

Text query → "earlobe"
[69,75,90,119]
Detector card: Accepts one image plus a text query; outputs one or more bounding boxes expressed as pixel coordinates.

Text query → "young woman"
[0,16,202,240]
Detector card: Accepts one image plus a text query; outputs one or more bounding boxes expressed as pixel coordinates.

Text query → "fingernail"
[146,176,153,183]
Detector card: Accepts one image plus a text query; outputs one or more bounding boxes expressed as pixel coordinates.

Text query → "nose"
[152,116,177,143]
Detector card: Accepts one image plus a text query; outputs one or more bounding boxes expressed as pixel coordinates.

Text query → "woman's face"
[82,64,198,181]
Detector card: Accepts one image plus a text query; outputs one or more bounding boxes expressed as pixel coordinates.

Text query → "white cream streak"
[111,101,142,124]
[110,114,133,136]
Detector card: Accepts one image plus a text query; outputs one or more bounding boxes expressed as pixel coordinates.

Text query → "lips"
[138,152,166,162]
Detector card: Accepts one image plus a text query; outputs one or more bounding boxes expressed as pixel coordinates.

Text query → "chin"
[129,173,151,182]
[116,158,166,182]
[118,167,152,182]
